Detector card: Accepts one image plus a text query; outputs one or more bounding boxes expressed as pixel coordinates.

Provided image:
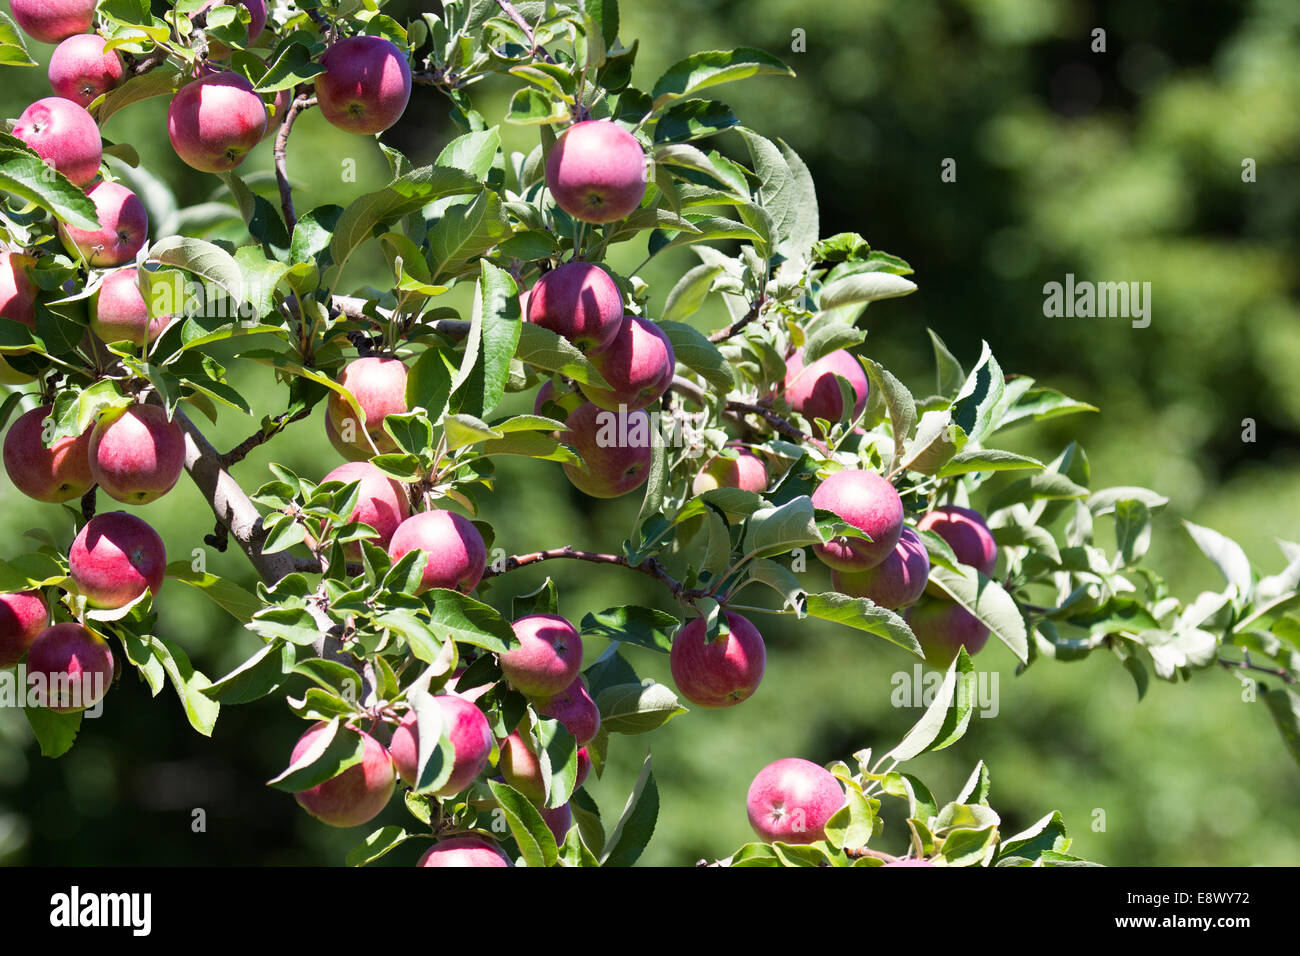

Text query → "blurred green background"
[2,0,1298,866]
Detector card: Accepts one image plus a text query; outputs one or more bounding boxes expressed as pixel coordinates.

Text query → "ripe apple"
[811,468,905,571]
[497,730,545,804]
[4,404,94,502]
[538,676,600,745]
[92,268,168,347]
[325,356,409,460]
[88,404,186,505]
[27,623,114,713]
[291,723,396,828]
[418,836,511,867]
[314,35,412,135]
[69,511,166,610]
[575,746,591,788]
[59,180,149,267]
[167,71,268,172]
[9,0,97,45]
[917,505,997,576]
[692,445,769,495]
[13,96,102,186]
[197,0,267,45]
[386,510,486,594]
[884,859,935,867]
[388,695,493,795]
[905,595,990,667]
[579,315,675,411]
[0,251,39,384]
[746,757,845,845]
[783,347,869,433]
[832,526,930,610]
[48,34,124,107]
[500,614,583,698]
[545,120,648,223]
[669,610,767,708]
[320,461,409,556]
[526,261,623,354]
[540,803,573,844]
[560,402,653,499]
[0,591,49,669]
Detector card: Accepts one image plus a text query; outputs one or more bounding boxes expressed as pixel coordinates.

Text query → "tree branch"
[708,294,766,344]
[329,294,472,339]
[221,405,313,469]
[274,94,316,232]
[495,0,556,63]
[483,546,701,601]
[726,399,829,454]
[127,48,170,77]
[1217,656,1298,685]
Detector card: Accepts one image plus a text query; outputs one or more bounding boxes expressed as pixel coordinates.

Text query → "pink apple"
[811,468,905,571]
[832,526,930,610]
[560,402,654,499]
[314,35,412,135]
[48,34,124,108]
[669,610,766,709]
[4,404,95,502]
[59,180,149,267]
[167,71,268,172]
[884,859,935,867]
[500,614,583,698]
[325,356,409,460]
[905,596,990,667]
[497,731,545,804]
[746,757,845,845]
[545,120,648,223]
[69,511,166,610]
[291,723,395,828]
[92,268,168,347]
[575,746,591,788]
[538,676,600,745]
[784,347,869,433]
[0,591,49,669]
[916,505,997,577]
[13,96,102,186]
[9,0,97,45]
[692,445,769,495]
[579,315,675,411]
[26,623,114,713]
[540,802,573,844]
[320,461,409,556]
[386,510,486,594]
[0,251,37,327]
[526,261,623,354]
[88,404,186,505]
[389,695,492,795]
[418,836,511,867]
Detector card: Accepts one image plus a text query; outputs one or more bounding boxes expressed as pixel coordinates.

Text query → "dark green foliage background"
[1,0,1297,865]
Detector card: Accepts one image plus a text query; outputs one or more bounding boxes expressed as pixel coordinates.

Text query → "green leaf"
[818,272,917,310]
[804,592,922,655]
[596,681,688,734]
[745,496,822,557]
[927,565,1029,664]
[658,319,733,391]
[887,648,978,761]
[580,605,679,653]
[1183,520,1253,597]
[144,634,221,736]
[506,88,568,125]
[662,262,723,323]
[451,261,521,418]
[346,826,410,867]
[91,65,180,127]
[600,753,659,866]
[489,779,557,868]
[203,641,293,705]
[651,48,794,108]
[23,707,81,759]
[424,589,519,654]
[936,449,1045,478]
[515,323,611,389]
[267,718,366,792]
[428,191,512,281]
[1263,688,1300,771]
[164,562,262,622]
[0,148,99,230]
[0,12,36,66]
[654,99,739,142]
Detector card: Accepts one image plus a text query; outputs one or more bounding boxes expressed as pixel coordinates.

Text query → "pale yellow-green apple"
[9,0,96,44]
[917,505,997,576]
[538,675,600,745]
[418,836,511,867]
[0,250,39,384]
[692,445,769,495]
[92,268,168,347]
[540,803,573,844]
[525,261,623,353]
[559,402,653,498]
[319,461,408,556]
[59,180,149,267]
[386,510,486,594]
[3,404,94,502]
[746,757,846,844]
[0,591,49,668]
[545,120,648,223]
[783,347,869,433]
[314,35,412,135]
[167,71,268,172]
[13,96,102,185]
[88,404,185,504]
[48,34,124,107]
[669,610,767,708]
[69,511,166,610]
[325,355,409,460]
[26,623,114,713]
[579,315,675,411]
[497,730,545,804]
[388,694,492,794]
[291,723,395,828]
[905,595,990,667]
[832,526,930,610]
[501,614,583,698]
[811,468,905,571]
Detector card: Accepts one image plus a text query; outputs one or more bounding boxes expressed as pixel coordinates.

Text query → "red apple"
[0,251,39,384]
[545,120,648,223]
[167,71,268,172]
[916,505,997,577]
[386,510,486,594]
[579,315,675,411]
[13,96,102,186]
[9,0,97,45]
[832,526,930,610]
[746,757,845,844]
[559,402,653,499]
[905,596,990,667]
[88,404,186,505]
[575,746,591,788]
[526,261,623,354]
[0,591,49,668]
[692,445,769,495]
[498,731,545,804]
[669,611,766,709]
[501,614,583,698]
[418,836,511,867]
[884,859,935,867]
[539,802,573,844]
[27,622,114,713]
[783,347,869,433]
[92,267,168,347]
[811,468,905,571]
[320,461,409,557]
[389,695,492,795]
[59,180,149,267]
[538,676,600,745]
[69,511,166,610]
[314,35,412,135]
[291,723,396,828]
[48,34,124,107]
[325,356,409,460]
[3,404,94,503]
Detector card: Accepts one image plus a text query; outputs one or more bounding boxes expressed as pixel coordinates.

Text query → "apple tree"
[0,0,1296,868]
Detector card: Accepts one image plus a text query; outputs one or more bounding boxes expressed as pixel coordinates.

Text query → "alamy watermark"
[1042,273,1151,329]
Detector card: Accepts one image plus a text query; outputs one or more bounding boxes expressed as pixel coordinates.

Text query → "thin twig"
[495,0,556,63]
[483,546,706,602]
[220,405,314,469]
[127,48,171,77]
[274,94,316,231]
[1217,656,1298,685]
[80,488,96,523]
[727,399,829,454]
[708,294,766,344]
